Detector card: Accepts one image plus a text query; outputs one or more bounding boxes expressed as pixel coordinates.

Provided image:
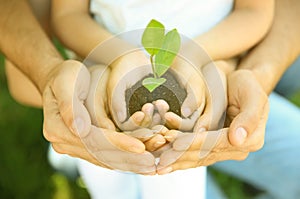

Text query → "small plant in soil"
[141,19,181,92]
[125,19,187,118]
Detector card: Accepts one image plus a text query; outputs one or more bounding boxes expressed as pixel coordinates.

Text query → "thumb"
[194,61,228,131]
[228,71,269,146]
[108,65,151,125]
[52,60,91,137]
[108,70,130,124]
[181,79,205,118]
[85,65,115,130]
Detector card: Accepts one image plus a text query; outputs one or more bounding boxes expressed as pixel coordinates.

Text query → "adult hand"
[42,60,156,174]
[156,69,269,174]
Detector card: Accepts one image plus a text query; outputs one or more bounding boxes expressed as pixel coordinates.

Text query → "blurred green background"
[0,53,89,199]
[0,51,299,199]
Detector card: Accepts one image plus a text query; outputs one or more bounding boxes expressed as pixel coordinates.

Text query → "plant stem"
[150,54,158,78]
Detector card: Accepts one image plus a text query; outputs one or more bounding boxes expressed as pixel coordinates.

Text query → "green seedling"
[141,19,181,92]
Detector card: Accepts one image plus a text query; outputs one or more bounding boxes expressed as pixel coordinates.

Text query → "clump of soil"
[125,71,187,118]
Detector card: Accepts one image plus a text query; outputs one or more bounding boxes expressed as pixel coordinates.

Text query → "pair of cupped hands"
[42,50,269,175]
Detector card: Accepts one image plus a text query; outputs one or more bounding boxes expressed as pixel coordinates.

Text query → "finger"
[109,61,151,123]
[243,102,269,152]
[51,143,111,169]
[149,113,162,127]
[158,150,248,174]
[228,70,269,146]
[140,103,155,127]
[88,126,147,153]
[81,126,156,173]
[119,111,145,131]
[125,128,155,142]
[194,61,227,131]
[43,87,112,169]
[165,108,202,131]
[150,126,180,146]
[119,103,155,130]
[144,134,166,152]
[163,130,181,142]
[172,128,229,152]
[150,100,169,127]
[153,99,169,120]
[43,86,83,147]
[157,128,247,174]
[150,143,172,158]
[85,65,115,130]
[164,112,182,129]
[171,149,248,163]
[170,56,206,118]
[181,77,205,118]
[50,61,92,137]
[151,125,169,134]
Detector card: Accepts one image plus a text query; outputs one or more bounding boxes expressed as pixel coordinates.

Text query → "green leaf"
[142,19,165,55]
[154,29,181,77]
[142,77,166,92]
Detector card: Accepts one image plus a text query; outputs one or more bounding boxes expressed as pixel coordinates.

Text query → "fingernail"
[235,127,247,145]
[182,108,191,117]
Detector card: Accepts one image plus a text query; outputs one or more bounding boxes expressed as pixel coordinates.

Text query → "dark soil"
[125,71,187,118]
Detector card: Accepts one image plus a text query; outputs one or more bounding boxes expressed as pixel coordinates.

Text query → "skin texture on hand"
[163,56,206,131]
[164,60,228,132]
[43,60,156,174]
[156,69,269,174]
[107,50,163,130]
[226,69,269,146]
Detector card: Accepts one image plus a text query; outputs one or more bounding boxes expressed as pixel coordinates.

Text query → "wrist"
[33,58,65,94]
[237,61,284,95]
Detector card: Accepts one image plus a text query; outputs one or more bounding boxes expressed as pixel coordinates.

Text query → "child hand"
[106,50,156,131]
[160,56,206,131]
[125,125,181,157]
[164,59,230,132]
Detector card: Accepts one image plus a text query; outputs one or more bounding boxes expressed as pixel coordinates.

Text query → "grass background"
[0,51,299,199]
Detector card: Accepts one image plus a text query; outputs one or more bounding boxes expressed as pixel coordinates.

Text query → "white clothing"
[90,0,233,38]
[78,159,207,199]
[79,1,234,199]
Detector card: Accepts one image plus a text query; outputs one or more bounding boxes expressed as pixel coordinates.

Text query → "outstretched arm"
[194,0,274,62]
[51,0,111,60]
[0,0,62,93]
[238,0,300,94]
[51,0,133,65]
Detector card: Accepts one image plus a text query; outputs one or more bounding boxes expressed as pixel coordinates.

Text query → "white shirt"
[90,0,233,38]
